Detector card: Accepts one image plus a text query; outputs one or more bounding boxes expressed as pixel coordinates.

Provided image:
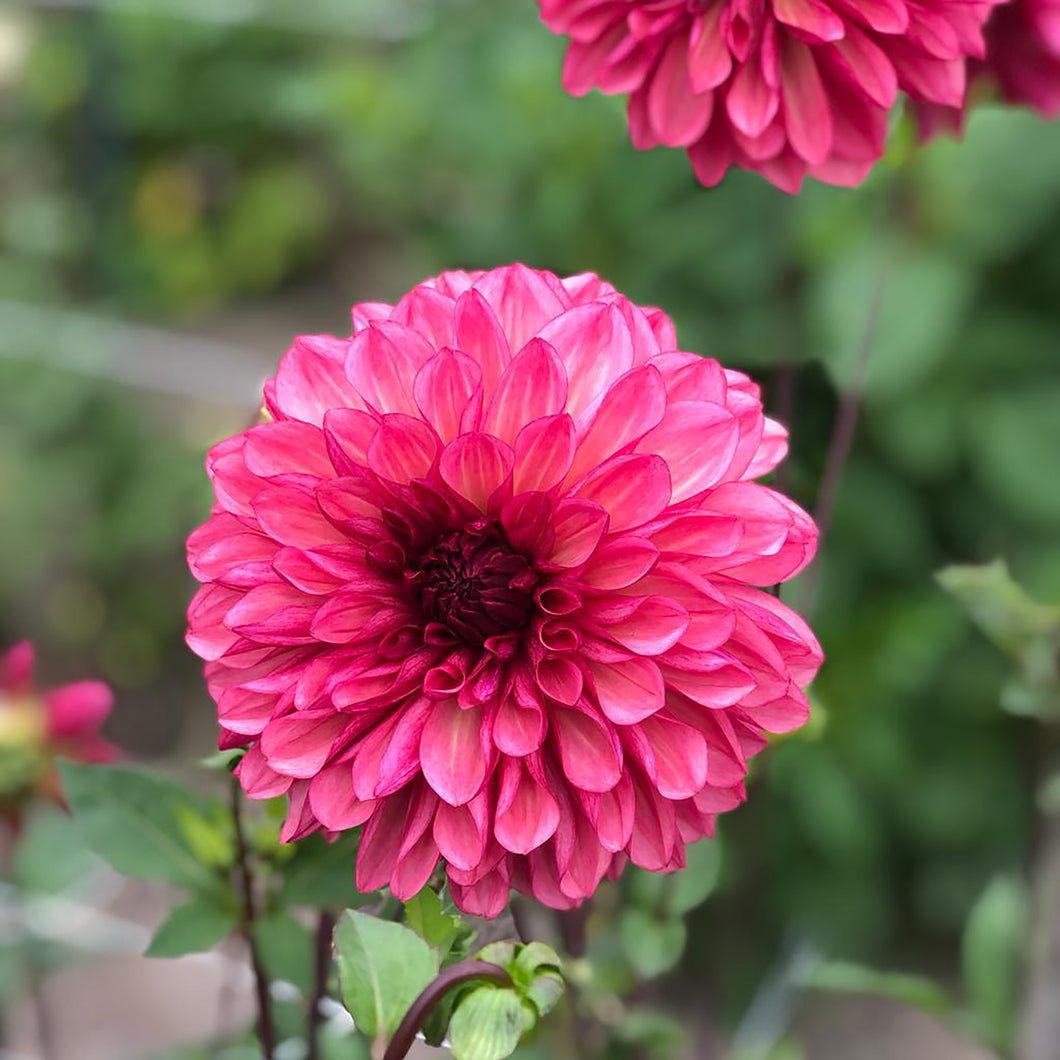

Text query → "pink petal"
[224,583,318,645]
[473,263,568,353]
[513,414,576,493]
[243,421,334,480]
[346,322,434,415]
[367,414,439,484]
[414,347,483,444]
[546,499,610,567]
[419,699,487,806]
[309,762,375,830]
[46,681,112,740]
[433,796,489,871]
[237,745,293,799]
[587,655,665,724]
[552,707,622,792]
[537,303,635,417]
[271,337,362,427]
[574,453,671,532]
[648,27,715,146]
[483,338,569,444]
[781,39,833,165]
[580,537,660,590]
[629,716,708,800]
[260,710,349,778]
[453,289,512,400]
[439,433,514,512]
[592,595,690,656]
[495,757,560,854]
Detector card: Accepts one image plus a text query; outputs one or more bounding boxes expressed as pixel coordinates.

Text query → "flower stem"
[306,909,336,1060]
[230,777,277,1060]
[382,959,513,1060]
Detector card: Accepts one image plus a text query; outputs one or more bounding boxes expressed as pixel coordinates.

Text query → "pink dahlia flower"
[0,641,116,806]
[918,0,1060,132]
[186,264,822,916]
[538,0,999,192]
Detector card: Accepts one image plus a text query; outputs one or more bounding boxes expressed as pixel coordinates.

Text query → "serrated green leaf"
[145,895,237,958]
[58,762,223,894]
[448,985,534,1060]
[962,875,1029,1051]
[335,909,439,1043]
[619,909,686,979]
[278,834,374,908]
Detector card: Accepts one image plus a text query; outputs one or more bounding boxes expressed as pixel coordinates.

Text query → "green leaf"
[448,985,534,1060]
[13,804,98,894]
[58,762,224,894]
[404,887,466,961]
[334,909,439,1044]
[475,940,518,969]
[524,969,564,1019]
[665,839,722,916]
[800,960,951,1015]
[278,833,375,908]
[255,911,314,995]
[175,802,233,869]
[145,895,238,958]
[962,875,1029,1051]
[511,942,562,984]
[619,909,687,979]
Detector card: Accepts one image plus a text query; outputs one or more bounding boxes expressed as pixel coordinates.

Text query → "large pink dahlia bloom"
[186,264,823,916]
[539,0,998,192]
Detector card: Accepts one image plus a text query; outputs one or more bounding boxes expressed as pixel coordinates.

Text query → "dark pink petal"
[0,640,34,692]
[781,39,833,164]
[493,693,547,756]
[243,421,333,480]
[495,757,561,854]
[483,338,568,444]
[433,796,489,871]
[580,537,660,589]
[575,453,671,532]
[414,348,483,444]
[419,699,487,806]
[566,365,667,485]
[322,408,378,475]
[224,584,319,645]
[346,322,434,415]
[375,696,433,796]
[535,656,584,705]
[537,303,635,417]
[636,400,739,501]
[45,681,112,740]
[260,710,349,778]
[473,263,567,353]
[591,595,690,656]
[552,706,622,792]
[453,289,512,399]
[309,762,375,830]
[271,337,363,427]
[628,716,708,800]
[587,655,665,724]
[545,499,610,567]
[237,745,293,799]
[368,415,439,484]
[513,414,576,493]
[648,27,716,145]
[439,433,514,512]
[253,487,347,549]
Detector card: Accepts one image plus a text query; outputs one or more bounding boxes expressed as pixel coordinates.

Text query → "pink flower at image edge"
[538,0,1001,192]
[186,263,823,917]
[0,641,117,804]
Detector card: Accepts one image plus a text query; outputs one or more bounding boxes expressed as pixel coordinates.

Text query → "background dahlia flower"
[186,264,823,916]
[918,0,1060,134]
[0,641,116,807]
[538,0,999,192]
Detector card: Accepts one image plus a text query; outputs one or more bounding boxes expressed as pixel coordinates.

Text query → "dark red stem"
[230,777,277,1060]
[306,910,336,1060]
[382,959,513,1060]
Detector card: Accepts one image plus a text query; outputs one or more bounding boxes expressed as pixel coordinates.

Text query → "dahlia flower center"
[412,521,538,645]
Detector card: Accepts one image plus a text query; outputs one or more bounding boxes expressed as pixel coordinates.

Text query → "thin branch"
[230,778,277,1060]
[799,270,888,612]
[557,903,590,959]
[382,959,513,1060]
[306,910,336,1060]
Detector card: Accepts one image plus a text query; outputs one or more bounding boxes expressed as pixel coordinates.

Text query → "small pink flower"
[0,641,116,806]
[187,264,823,916]
[538,0,999,192]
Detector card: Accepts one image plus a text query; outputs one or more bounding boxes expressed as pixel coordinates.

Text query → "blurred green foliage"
[1,0,1059,1048]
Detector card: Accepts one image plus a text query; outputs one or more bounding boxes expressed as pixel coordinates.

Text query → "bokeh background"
[1,0,1059,1057]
